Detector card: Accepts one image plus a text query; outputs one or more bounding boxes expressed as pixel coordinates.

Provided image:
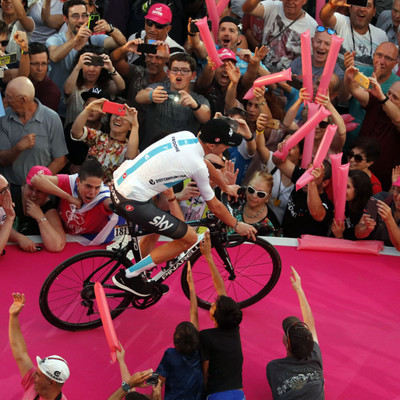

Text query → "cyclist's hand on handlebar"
[199,230,212,257]
[236,221,257,241]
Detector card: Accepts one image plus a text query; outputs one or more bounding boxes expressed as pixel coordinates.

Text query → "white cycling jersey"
[113,131,216,202]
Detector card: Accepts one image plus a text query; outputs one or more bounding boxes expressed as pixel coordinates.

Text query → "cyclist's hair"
[0,21,7,36]
[173,321,199,355]
[351,137,380,163]
[214,295,242,330]
[249,170,273,190]
[226,108,247,118]
[78,158,104,181]
[347,170,372,214]
[63,0,87,17]
[168,53,196,72]
[29,42,49,58]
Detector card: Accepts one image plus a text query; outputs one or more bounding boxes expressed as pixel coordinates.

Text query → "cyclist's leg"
[139,234,160,258]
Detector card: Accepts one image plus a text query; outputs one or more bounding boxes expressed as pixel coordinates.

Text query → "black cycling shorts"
[110,185,188,239]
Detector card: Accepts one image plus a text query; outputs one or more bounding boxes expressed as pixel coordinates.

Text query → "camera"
[166,90,180,103]
[145,372,159,386]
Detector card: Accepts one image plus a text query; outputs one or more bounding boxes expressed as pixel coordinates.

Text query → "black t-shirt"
[282,167,333,238]
[11,185,56,236]
[266,342,324,400]
[199,327,243,395]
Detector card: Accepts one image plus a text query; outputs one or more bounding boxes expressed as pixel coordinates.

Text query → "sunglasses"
[0,40,9,47]
[0,184,10,195]
[347,151,366,163]
[145,19,169,30]
[318,120,330,129]
[210,162,224,170]
[316,26,336,35]
[247,185,269,199]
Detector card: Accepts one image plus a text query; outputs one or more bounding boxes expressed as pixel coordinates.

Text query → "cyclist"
[111,118,257,297]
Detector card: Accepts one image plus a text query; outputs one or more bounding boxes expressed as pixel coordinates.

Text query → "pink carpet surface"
[1,241,399,399]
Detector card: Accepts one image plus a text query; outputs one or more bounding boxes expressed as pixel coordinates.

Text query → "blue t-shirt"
[156,347,203,400]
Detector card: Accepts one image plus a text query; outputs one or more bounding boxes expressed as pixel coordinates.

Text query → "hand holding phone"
[364,197,378,221]
[87,14,100,31]
[137,43,157,54]
[354,72,370,89]
[102,100,126,116]
[145,372,159,386]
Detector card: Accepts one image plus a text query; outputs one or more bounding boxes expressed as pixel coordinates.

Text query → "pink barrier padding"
[345,122,358,132]
[275,106,331,160]
[196,17,223,69]
[301,102,319,169]
[297,235,384,254]
[216,0,230,15]
[316,35,344,97]
[205,0,220,39]
[94,281,121,363]
[243,68,292,100]
[301,30,313,105]
[341,114,355,123]
[334,163,350,222]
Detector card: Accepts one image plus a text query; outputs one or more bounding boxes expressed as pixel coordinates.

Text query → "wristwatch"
[122,381,130,392]
[106,24,115,35]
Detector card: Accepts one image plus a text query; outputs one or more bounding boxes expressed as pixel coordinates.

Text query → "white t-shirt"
[334,13,388,69]
[260,0,318,72]
[114,131,215,202]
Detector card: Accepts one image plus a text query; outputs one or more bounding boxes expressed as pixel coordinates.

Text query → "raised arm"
[307,167,327,222]
[115,343,131,383]
[106,370,153,400]
[10,0,34,32]
[242,0,265,17]
[110,39,142,78]
[376,200,400,251]
[187,262,199,330]
[41,0,64,30]
[344,66,370,108]
[290,267,318,342]
[71,98,105,139]
[255,114,271,163]
[9,293,34,377]
[0,189,15,254]
[319,0,350,28]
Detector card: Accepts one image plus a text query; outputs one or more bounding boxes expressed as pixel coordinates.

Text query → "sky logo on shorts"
[149,215,173,231]
[125,205,134,211]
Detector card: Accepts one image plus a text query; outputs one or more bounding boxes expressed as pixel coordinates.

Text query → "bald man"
[0,77,68,186]
[343,42,400,151]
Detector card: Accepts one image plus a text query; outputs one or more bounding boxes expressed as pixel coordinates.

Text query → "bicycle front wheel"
[40,250,133,331]
[181,236,281,310]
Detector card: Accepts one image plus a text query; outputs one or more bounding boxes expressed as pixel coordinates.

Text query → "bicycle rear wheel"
[181,236,281,310]
[39,250,133,331]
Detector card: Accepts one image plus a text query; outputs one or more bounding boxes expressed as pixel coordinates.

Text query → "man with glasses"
[0,175,15,255]
[320,0,387,69]
[376,0,400,46]
[46,0,126,116]
[343,42,400,151]
[345,65,400,190]
[126,3,184,67]
[267,266,324,399]
[290,26,344,83]
[136,53,210,151]
[27,42,60,112]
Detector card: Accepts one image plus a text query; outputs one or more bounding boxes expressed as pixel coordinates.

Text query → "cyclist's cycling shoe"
[112,269,153,297]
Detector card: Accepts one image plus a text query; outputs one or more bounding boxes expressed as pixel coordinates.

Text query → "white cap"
[36,355,70,383]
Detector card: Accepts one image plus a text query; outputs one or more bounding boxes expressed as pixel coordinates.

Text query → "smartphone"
[166,90,180,103]
[217,115,239,132]
[137,43,157,54]
[354,72,370,89]
[287,76,303,90]
[87,14,100,31]
[0,52,17,66]
[102,100,126,116]
[346,0,368,7]
[364,197,378,221]
[145,372,159,386]
[190,20,212,33]
[266,119,280,130]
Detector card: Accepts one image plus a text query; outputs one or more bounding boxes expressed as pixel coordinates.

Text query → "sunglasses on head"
[210,162,224,170]
[318,120,330,129]
[247,185,269,199]
[0,40,9,47]
[145,19,169,30]
[347,151,365,163]
[316,26,336,35]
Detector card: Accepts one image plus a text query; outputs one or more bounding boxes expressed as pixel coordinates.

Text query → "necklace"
[243,204,267,218]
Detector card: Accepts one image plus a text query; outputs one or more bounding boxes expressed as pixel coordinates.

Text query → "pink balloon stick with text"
[316,35,344,97]
[301,30,313,105]
[94,282,121,363]
[295,124,337,191]
[274,105,331,160]
[243,68,292,100]
[196,17,223,70]
[301,102,319,169]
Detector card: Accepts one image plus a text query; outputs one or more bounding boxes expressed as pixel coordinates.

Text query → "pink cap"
[217,48,237,63]
[26,166,52,185]
[393,176,400,187]
[145,3,172,25]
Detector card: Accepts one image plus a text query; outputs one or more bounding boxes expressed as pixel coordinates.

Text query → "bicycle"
[39,207,282,331]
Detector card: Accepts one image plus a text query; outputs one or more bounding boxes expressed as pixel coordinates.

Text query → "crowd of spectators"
[2,0,400,398]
